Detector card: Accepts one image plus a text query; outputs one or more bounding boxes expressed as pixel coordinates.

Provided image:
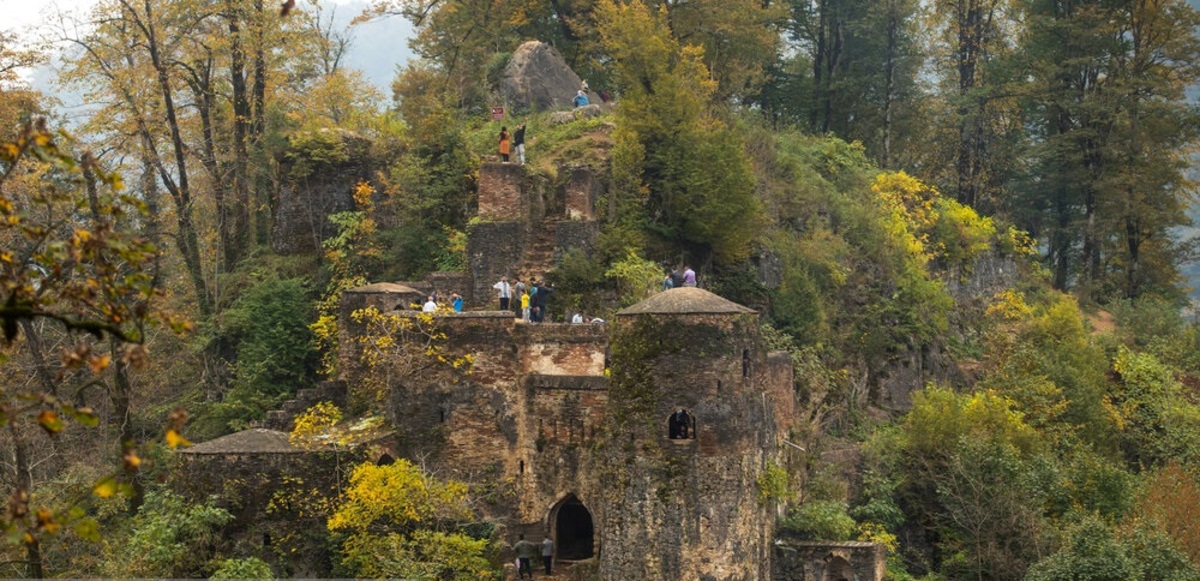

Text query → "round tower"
[596,287,776,581]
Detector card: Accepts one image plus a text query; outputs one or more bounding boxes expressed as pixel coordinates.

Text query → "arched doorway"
[551,494,594,560]
[824,555,854,581]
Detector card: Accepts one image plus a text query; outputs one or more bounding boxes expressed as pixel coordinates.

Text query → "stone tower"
[597,287,779,581]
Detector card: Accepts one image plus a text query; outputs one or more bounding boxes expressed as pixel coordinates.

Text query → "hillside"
[3,0,1200,579]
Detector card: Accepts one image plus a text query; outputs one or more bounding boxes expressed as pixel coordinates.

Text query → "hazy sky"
[2,0,413,92]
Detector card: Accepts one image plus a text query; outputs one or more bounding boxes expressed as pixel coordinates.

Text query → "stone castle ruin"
[186,112,885,579]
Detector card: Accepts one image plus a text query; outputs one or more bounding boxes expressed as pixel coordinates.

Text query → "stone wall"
[468,221,526,308]
[556,220,599,257]
[273,130,373,255]
[595,312,782,581]
[478,162,528,221]
[772,538,886,581]
[562,165,599,220]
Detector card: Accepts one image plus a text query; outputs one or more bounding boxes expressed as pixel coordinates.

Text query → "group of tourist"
[498,122,527,164]
[421,291,464,313]
[512,534,555,579]
[493,275,554,322]
[661,265,697,290]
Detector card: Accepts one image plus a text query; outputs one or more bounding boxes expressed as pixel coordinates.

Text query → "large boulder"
[498,41,584,112]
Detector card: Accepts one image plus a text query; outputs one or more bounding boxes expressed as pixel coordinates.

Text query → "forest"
[2,0,1200,578]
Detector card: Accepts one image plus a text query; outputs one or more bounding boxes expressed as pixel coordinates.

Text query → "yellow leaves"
[122,448,141,471]
[328,461,474,534]
[93,477,119,498]
[165,429,190,450]
[987,290,1034,322]
[290,401,344,448]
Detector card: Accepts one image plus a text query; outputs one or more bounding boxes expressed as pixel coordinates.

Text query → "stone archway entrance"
[551,494,595,560]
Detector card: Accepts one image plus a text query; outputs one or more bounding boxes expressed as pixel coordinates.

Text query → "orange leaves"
[36,410,63,434]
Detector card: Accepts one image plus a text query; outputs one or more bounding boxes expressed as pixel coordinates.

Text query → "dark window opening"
[439,408,446,423]
[262,532,271,547]
[376,453,395,466]
[826,555,853,581]
[554,496,595,560]
[668,408,695,439]
[742,349,751,378]
[519,460,525,473]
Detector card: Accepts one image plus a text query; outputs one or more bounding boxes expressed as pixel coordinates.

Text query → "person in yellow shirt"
[520,290,531,322]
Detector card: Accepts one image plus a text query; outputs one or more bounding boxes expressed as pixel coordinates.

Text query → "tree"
[596,0,763,265]
[1015,0,1200,300]
[0,115,179,577]
[327,461,498,580]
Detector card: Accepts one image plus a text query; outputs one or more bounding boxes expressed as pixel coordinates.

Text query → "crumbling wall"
[772,538,886,581]
[274,129,374,255]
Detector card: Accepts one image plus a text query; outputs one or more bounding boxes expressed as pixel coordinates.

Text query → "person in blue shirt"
[573,90,590,108]
[451,292,463,313]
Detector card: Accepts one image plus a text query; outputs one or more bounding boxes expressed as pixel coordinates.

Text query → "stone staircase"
[515,219,560,283]
[253,380,347,432]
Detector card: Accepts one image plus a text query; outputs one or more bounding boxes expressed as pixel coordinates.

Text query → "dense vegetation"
[2,0,1200,578]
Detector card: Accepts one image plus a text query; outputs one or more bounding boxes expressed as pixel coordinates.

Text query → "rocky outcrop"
[498,41,584,112]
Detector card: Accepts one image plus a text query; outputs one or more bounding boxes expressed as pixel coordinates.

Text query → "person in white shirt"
[422,296,438,312]
[571,313,584,324]
[493,276,512,310]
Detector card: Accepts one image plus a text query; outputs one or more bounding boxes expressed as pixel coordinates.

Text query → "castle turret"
[597,287,777,580]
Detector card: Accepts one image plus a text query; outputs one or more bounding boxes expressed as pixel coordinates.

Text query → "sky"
[1,0,414,92]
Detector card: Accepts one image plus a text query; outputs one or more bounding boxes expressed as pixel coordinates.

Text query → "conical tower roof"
[616,287,755,316]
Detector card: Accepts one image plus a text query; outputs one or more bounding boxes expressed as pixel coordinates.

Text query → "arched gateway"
[549,494,595,560]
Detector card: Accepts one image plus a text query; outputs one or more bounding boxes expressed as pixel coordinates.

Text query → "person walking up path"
[513,534,537,580]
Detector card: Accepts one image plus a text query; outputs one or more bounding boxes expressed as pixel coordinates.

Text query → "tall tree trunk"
[123,0,212,316]
[10,421,43,579]
[882,0,898,167]
[226,0,252,271]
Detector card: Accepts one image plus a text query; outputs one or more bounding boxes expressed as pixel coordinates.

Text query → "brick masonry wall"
[478,162,528,221]
[563,165,599,220]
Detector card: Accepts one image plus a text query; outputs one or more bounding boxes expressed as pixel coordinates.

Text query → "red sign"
[491,107,505,120]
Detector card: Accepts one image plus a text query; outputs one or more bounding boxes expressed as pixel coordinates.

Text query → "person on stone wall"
[533,281,554,322]
[513,123,527,165]
[542,535,555,575]
[513,534,537,580]
[450,292,463,313]
[513,278,526,316]
[493,276,512,310]
[662,271,675,291]
[520,289,531,322]
[498,126,511,163]
[422,295,438,313]
[682,265,697,287]
[669,408,693,439]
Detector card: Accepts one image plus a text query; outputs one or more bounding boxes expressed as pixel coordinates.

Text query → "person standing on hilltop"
[513,122,527,165]
[498,126,511,163]
[573,90,589,108]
